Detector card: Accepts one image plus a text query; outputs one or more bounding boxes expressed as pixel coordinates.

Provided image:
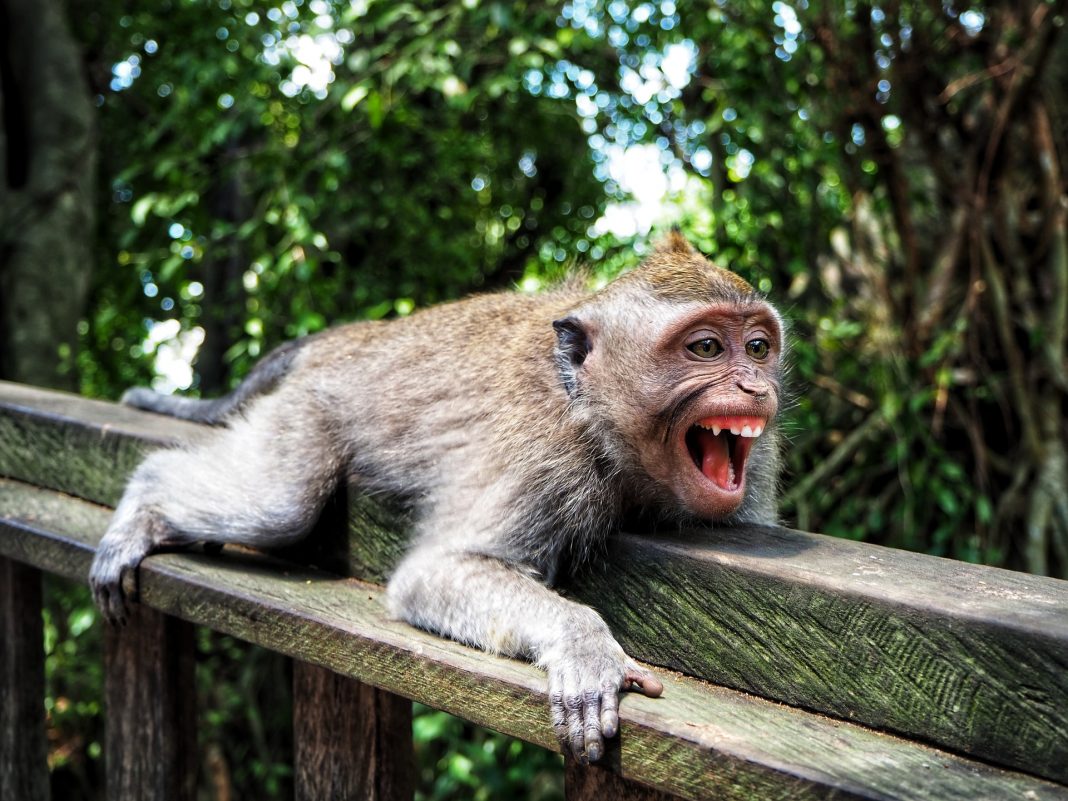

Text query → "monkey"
[90,232,784,764]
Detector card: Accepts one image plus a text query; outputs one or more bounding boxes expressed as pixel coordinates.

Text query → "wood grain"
[2,479,1066,801]
[294,661,414,801]
[104,603,197,801]
[0,557,50,801]
[0,380,202,507]
[565,757,683,801]
[569,525,1068,785]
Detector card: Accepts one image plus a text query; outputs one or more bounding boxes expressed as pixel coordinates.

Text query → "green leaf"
[131,194,156,226]
[341,85,369,111]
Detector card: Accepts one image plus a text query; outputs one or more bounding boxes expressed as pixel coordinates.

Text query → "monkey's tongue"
[695,428,736,490]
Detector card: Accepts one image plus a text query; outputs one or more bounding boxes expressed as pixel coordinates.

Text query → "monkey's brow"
[654,384,707,445]
[743,310,776,325]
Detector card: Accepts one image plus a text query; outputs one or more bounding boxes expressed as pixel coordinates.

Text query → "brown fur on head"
[554,233,783,524]
[614,231,758,304]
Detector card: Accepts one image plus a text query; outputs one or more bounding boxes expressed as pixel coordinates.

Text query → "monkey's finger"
[600,681,620,739]
[97,583,125,628]
[565,692,587,763]
[582,689,604,762]
[90,584,106,621]
[549,688,570,745]
[112,585,129,628]
[624,667,664,698]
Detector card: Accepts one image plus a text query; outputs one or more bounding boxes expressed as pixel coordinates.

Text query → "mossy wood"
[2,381,1067,786]
[2,478,1066,801]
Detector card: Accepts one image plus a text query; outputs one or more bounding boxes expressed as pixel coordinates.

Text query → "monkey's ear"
[552,316,591,397]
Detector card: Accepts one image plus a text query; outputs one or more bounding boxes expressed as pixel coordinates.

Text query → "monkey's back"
[276,286,610,563]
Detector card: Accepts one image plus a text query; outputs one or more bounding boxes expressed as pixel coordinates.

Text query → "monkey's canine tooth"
[712,425,721,435]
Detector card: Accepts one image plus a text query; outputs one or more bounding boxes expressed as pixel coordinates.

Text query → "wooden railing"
[1,379,1066,801]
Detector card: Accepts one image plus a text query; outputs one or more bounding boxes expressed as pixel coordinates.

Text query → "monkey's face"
[631,301,782,520]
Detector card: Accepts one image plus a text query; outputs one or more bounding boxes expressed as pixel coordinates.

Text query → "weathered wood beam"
[293,661,415,801]
[104,605,197,801]
[565,758,683,801]
[2,381,1068,784]
[570,525,1068,786]
[0,557,50,801]
[0,380,201,506]
[1,479,1066,801]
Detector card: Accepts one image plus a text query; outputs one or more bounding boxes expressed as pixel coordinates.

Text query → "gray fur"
[90,239,784,763]
[122,334,314,424]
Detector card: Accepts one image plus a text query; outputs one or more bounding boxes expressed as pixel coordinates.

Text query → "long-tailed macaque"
[91,233,784,763]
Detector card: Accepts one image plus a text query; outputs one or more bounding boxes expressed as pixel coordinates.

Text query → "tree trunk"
[0,0,96,389]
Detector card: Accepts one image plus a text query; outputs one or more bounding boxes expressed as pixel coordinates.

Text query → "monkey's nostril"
[737,380,768,397]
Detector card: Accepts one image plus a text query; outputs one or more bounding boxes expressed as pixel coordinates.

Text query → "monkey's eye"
[687,338,724,359]
[746,339,771,360]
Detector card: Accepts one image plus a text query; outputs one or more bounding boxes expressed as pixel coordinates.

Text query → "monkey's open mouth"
[684,416,765,492]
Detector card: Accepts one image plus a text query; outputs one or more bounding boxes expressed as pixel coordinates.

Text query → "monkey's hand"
[90,529,152,626]
[543,633,663,763]
[387,545,663,762]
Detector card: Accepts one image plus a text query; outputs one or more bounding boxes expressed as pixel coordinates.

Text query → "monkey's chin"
[679,415,764,519]
[678,470,747,520]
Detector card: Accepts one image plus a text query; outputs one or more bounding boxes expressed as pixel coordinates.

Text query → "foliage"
[70,0,605,396]
[413,705,563,801]
[41,579,104,801]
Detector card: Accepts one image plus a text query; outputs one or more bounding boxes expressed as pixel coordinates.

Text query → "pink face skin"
[635,302,782,519]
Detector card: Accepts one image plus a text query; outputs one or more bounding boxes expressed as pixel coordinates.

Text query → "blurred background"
[1,0,1065,798]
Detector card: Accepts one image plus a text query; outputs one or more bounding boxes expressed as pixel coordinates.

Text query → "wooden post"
[565,758,683,801]
[293,660,414,801]
[104,605,196,801]
[0,557,50,801]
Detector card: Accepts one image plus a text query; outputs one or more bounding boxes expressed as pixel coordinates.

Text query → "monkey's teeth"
[693,416,766,439]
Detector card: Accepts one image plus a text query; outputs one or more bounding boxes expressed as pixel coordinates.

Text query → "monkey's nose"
[736,378,769,398]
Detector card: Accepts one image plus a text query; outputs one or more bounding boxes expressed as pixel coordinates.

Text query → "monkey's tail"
[122,335,311,425]
[121,388,243,424]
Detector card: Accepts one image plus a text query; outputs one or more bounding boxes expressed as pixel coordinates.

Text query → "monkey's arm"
[386,542,663,763]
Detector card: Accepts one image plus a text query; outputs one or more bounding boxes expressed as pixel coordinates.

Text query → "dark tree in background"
[805,1,1068,578]
[0,0,95,389]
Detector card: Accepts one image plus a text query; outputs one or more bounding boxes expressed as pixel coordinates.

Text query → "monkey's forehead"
[631,255,757,303]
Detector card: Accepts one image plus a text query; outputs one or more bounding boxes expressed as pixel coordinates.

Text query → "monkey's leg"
[91,396,340,624]
[386,543,663,763]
